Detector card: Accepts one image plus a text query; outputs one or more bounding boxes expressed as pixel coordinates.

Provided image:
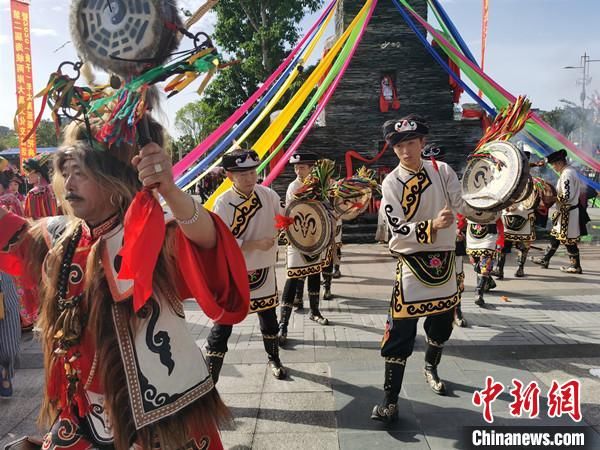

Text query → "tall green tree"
[174,0,322,157]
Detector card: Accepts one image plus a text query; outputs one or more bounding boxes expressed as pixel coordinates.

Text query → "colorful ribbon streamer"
[172,0,338,180]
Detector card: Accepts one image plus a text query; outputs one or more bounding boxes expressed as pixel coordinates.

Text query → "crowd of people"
[0,112,593,448]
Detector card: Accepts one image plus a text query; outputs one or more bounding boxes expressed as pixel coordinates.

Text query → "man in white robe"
[278,151,329,346]
[210,149,288,380]
[372,115,473,423]
[531,149,584,273]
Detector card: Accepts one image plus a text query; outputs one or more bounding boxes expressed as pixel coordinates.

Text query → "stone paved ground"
[2,239,600,449]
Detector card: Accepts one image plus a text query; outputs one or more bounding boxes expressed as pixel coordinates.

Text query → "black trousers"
[281,273,321,306]
[380,310,455,359]
[549,236,579,255]
[206,307,279,354]
[502,240,530,254]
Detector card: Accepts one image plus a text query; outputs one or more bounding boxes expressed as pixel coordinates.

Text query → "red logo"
[547,379,582,422]
[472,376,504,423]
[509,379,541,418]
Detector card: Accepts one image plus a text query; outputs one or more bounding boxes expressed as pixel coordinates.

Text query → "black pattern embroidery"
[68,263,84,285]
[141,301,175,376]
[51,418,80,447]
[415,220,431,244]
[385,204,410,236]
[230,193,262,238]
[287,264,321,278]
[469,223,495,239]
[558,179,571,203]
[248,268,269,291]
[401,170,432,221]
[504,215,527,231]
[402,252,454,287]
[406,296,459,316]
[391,262,402,315]
[250,293,279,313]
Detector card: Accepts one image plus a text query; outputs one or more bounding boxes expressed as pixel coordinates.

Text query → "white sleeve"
[213,197,243,247]
[558,170,578,205]
[443,163,477,217]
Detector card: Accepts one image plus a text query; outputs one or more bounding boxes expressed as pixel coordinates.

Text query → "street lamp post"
[563,52,600,147]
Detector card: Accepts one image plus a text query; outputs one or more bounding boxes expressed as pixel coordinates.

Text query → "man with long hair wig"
[0,118,250,450]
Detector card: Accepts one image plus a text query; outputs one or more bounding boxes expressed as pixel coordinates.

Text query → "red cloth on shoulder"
[0,212,28,276]
[176,212,250,325]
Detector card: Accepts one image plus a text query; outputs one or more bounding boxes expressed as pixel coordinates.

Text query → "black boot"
[371,358,405,423]
[263,334,287,379]
[474,276,486,307]
[279,280,297,346]
[205,351,225,384]
[491,253,505,280]
[308,291,329,325]
[454,303,467,327]
[278,304,293,346]
[332,264,341,279]
[293,278,305,311]
[515,247,528,277]
[484,276,496,292]
[560,252,583,274]
[531,244,557,269]
[424,340,446,395]
[322,273,333,300]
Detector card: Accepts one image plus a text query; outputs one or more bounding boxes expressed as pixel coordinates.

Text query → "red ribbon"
[430,155,440,172]
[344,142,389,179]
[495,218,505,251]
[274,214,294,230]
[117,190,165,312]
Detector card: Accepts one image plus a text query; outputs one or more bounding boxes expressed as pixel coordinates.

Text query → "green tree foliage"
[173,0,322,161]
[0,120,59,150]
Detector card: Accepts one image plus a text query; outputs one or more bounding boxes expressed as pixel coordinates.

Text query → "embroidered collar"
[233,184,255,200]
[399,161,424,175]
[83,214,121,240]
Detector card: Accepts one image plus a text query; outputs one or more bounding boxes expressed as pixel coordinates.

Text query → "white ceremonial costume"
[502,202,535,242]
[213,184,283,313]
[550,165,581,244]
[284,178,325,278]
[466,213,501,258]
[382,160,472,320]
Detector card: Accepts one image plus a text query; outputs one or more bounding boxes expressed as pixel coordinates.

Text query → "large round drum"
[333,189,372,221]
[521,177,542,210]
[462,141,530,212]
[285,200,332,256]
[70,0,182,76]
[466,209,498,224]
[514,176,533,204]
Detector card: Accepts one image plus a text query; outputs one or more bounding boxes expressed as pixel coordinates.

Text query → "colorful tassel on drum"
[294,159,337,202]
[475,96,532,150]
[332,165,380,200]
[17,66,107,142]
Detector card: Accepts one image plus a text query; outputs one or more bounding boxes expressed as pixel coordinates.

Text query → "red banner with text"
[10,0,36,170]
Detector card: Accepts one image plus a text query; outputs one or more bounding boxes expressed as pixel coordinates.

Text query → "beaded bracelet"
[175,198,200,225]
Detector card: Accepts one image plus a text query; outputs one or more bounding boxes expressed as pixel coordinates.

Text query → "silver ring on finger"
[154,163,163,174]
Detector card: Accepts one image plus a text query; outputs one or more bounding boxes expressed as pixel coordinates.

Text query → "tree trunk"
[260,1,270,73]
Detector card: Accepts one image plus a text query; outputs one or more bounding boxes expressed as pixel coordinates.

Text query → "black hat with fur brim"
[546,149,568,164]
[383,115,429,147]
[222,149,261,172]
[289,151,319,165]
